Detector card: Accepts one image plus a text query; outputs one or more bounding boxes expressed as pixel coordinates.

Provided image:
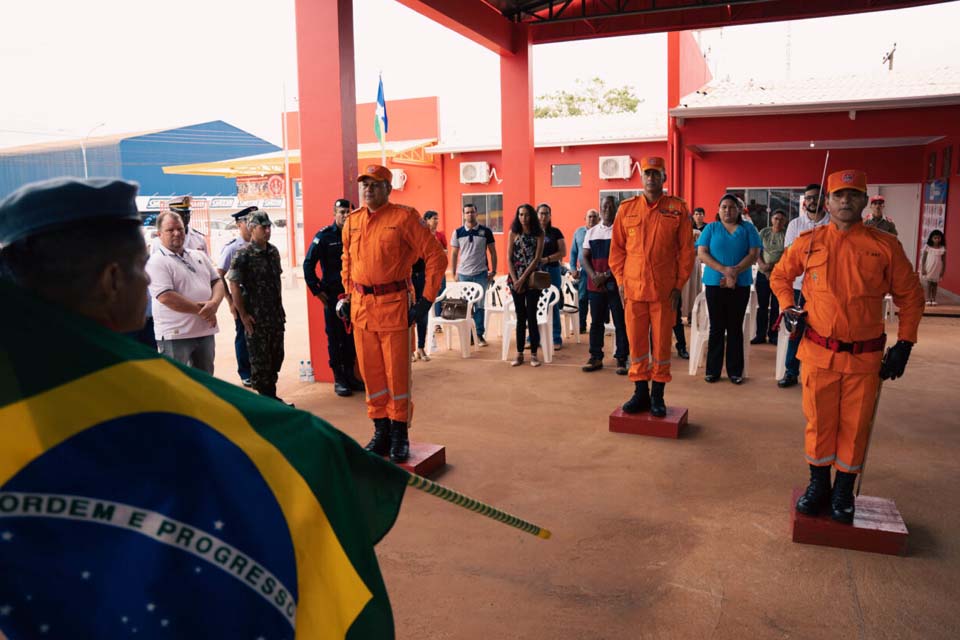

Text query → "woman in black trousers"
[507,204,545,367]
[695,194,761,384]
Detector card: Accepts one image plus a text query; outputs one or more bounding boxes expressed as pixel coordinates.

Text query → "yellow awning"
[162,138,437,178]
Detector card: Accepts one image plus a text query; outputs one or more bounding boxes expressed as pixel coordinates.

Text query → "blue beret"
[0,177,140,248]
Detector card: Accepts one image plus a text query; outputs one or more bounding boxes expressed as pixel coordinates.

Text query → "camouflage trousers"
[246,324,284,398]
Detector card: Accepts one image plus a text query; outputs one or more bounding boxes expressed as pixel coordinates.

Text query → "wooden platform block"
[608,406,688,439]
[790,488,908,556]
[391,442,446,476]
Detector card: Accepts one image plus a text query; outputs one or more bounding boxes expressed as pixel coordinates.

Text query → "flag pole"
[405,471,551,539]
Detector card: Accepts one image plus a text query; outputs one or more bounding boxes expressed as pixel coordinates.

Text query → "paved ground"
[213,278,960,640]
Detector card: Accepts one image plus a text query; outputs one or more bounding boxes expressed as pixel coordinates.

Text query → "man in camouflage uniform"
[227,211,287,403]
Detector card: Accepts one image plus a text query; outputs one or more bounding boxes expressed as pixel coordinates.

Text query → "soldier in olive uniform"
[227,211,287,403]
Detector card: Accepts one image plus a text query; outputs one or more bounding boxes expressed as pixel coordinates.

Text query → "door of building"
[869,184,921,268]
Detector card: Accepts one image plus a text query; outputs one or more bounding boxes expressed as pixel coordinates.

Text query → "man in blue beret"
[0,177,150,333]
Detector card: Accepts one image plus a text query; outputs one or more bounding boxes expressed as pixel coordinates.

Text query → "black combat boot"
[344,367,366,392]
[650,381,667,418]
[621,381,650,414]
[389,420,410,463]
[831,470,857,525]
[364,417,391,456]
[333,369,352,397]
[795,464,831,516]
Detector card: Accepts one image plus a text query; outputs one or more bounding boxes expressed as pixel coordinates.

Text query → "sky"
[1,0,959,150]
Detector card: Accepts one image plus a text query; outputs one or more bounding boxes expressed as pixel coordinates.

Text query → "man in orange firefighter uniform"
[339,165,447,462]
[770,169,924,524]
[609,156,695,417]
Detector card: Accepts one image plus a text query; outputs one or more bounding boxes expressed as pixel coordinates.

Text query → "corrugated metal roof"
[671,66,960,117]
[0,129,165,155]
[429,111,667,154]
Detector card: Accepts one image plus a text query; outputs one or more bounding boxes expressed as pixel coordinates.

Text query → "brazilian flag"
[0,279,407,639]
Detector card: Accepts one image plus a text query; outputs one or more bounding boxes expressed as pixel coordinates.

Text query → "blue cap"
[0,177,141,248]
[232,205,258,221]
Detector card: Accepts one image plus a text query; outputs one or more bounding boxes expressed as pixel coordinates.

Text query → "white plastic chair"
[484,275,509,338]
[560,276,582,343]
[688,291,709,376]
[426,281,483,358]
[688,288,757,378]
[500,285,560,364]
[774,321,790,381]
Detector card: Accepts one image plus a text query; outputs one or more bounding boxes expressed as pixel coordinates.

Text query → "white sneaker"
[477,336,488,347]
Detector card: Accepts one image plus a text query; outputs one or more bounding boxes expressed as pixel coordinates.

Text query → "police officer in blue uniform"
[303,198,364,397]
[218,206,257,386]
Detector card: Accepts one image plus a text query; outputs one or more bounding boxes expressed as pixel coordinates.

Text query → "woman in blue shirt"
[695,195,761,384]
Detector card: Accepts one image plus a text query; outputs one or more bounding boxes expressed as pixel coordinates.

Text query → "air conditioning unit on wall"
[460,161,491,184]
[391,168,407,191]
[599,155,633,180]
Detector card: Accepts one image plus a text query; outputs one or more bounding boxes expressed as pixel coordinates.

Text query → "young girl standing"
[920,230,946,305]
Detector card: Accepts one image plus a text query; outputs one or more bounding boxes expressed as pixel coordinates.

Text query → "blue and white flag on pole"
[374,76,388,144]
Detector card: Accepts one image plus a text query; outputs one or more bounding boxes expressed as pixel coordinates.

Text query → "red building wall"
[922,135,960,295]
[688,146,924,212]
[436,140,667,269]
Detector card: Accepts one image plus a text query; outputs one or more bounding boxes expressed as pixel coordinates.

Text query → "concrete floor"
[213,279,960,640]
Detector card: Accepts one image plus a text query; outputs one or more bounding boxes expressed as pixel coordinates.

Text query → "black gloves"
[782,306,807,332]
[408,297,432,326]
[879,340,913,381]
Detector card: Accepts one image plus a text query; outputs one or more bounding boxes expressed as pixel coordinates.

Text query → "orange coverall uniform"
[770,222,924,473]
[341,202,447,422]
[609,194,695,383]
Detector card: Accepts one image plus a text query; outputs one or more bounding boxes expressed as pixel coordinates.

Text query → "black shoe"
[615,359,628,375]
[334,381,352,397]
[796,464,832,516]
[582,358,603,372]
[650,381,667,418]
[750,336,766,345]
[622,381,650,414]
[676,344,690,359]
[778,374,799,388]
[831,470,857,525]
[729,376,744,385]
[241,377,253,388]
[345,373,366,392]
[389,420,410,463]
[365,418,391,456]
[769,337,779,346]
[704,374,720,383]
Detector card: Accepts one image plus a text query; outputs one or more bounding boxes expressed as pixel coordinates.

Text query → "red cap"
[825,170,867,195]
[870,195,885,204]
[357,164,392,183]
[640,157,666,173]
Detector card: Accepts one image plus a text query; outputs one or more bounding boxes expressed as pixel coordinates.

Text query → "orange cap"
[826,169,867,194]
[357,164,393,183]
[640,156,666,173]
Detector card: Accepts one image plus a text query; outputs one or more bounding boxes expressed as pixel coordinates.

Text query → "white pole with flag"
[375,75,388,166]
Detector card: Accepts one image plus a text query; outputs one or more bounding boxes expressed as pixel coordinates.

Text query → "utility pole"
[882,43,897,71]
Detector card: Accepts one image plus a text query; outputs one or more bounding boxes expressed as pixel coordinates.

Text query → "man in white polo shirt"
[147,210,224,373]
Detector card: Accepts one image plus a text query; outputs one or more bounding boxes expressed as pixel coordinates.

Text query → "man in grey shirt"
[450,203,497,346]
[752,209,787,345]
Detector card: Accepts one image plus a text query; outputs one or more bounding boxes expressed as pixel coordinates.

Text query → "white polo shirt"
[147,245,221,340]
[784,212,830,290]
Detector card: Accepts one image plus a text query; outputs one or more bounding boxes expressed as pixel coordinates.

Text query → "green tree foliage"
[534,77,642,118]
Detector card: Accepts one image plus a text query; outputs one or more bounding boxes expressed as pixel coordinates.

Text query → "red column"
[499,25,535,268]
[666,31,682,198]
[294,0,358,383]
